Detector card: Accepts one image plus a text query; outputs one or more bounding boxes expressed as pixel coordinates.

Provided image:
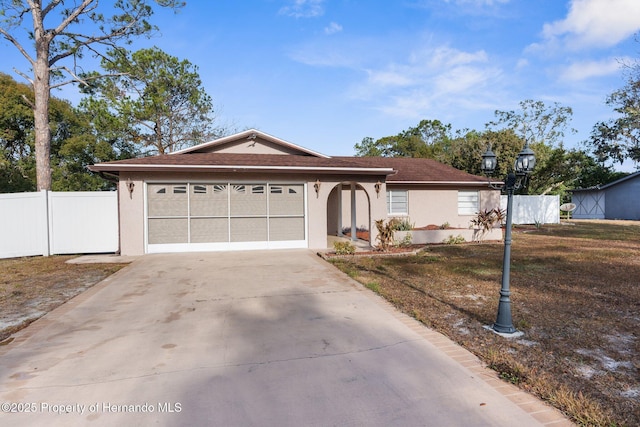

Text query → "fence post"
[42,189,51,257]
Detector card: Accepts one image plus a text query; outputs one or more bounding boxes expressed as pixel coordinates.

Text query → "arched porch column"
[350,183,357,242]
[358,180,387,247]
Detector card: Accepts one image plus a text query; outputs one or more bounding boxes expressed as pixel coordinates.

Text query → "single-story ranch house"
[89,129,500,255]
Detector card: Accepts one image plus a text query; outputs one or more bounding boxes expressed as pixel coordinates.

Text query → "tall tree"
[587,58,640,166]
[0,73,35,192]
[0,73,122,192]
[355,108,602,198]
[355,119,452,158]
[487,99,577,148]
[486,99,577,194]
[81,47,217,154]
[0,0,184,190]
[448,128,525,178]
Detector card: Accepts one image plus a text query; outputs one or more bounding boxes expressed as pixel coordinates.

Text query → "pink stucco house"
[89,129,499,255]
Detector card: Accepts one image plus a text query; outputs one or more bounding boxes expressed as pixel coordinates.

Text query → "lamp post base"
[483,325,524,338]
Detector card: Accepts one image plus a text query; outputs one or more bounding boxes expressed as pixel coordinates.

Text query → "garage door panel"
[269,184,304,216]
[148,184,188,217]
[230,217,268,242]
[190,218,229,243]
[190,184,228,216]
[230,185,267,216]
[148,218,188,244]
[269,217,304,241]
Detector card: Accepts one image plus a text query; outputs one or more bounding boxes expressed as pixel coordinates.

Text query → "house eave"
[388,180,501,186]
[89,163,395,176]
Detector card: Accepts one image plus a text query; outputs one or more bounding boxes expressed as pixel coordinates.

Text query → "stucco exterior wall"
[339,185,499,232]
[118,173,146,256]
[339,186,373,231]
[206,137,306,155]
[385,186,498,229]
[116,172,388,255]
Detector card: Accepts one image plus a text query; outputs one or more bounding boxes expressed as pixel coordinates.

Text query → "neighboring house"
[571,171,640,220]
[89,129,499,255]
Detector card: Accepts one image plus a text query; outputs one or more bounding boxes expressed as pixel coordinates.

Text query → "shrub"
[333,241,356,255]
[392,217,414,231]
[398,232,413,247]
[443,234,465,244]
[470,208,505,232]
[375,218,399,251]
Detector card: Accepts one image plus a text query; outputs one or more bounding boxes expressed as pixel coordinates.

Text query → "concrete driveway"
[0,250,570,426]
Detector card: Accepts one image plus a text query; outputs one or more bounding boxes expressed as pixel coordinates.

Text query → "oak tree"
[588,58,640,166]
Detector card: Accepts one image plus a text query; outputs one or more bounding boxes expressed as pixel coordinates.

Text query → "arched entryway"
[326,182,372,245]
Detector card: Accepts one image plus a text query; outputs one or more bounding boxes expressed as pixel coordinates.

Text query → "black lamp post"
[480,142,536,334]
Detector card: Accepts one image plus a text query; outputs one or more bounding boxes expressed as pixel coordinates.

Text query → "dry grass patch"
[330,220,640,426]
[0,256,127,342]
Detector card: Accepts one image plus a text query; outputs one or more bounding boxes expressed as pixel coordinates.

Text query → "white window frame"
[386,190,408,216]
[458,190,479,215]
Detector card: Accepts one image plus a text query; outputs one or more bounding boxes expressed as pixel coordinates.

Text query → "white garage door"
[146,182,307,253]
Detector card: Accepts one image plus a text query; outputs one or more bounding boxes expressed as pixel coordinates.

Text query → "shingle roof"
[333,156,488,183]
[90,152,488,184]
[90,153,393,174]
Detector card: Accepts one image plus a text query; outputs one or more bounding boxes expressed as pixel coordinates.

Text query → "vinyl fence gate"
[0,191,119,259]
[500,195,560,225]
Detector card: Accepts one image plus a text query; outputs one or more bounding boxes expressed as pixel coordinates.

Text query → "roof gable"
[171,129,329,158]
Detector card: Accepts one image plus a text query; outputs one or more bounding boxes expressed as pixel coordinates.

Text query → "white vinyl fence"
[0,191,118,259]
[500,195,560,225]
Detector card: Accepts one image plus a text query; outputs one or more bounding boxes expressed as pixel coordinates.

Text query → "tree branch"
[48,22,136,67]
[541,181,564,195]
[41,0,63,18]
[20,94,35,109]
[49,70,129,89]
[50,0,95,38]
[13,67,34,85]
[0,28,35,65]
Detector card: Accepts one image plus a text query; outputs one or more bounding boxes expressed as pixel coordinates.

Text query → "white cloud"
[366,69,414,87]
[559,57,628,81]
[443,0,509,5]
[425,47,489,68]
[542,0,640,50]
[360,47,488,90]
[350,45,502,119]
[324,22,343,35]
[279,0,325,18]
[288,43,360,68]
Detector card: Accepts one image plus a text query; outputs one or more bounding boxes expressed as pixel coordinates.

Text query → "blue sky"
[2,0,640,170]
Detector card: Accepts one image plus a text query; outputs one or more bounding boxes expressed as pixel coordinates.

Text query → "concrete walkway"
[0,250,571,426]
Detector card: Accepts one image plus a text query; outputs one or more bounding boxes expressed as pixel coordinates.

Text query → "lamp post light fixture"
[480,142,536,335]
